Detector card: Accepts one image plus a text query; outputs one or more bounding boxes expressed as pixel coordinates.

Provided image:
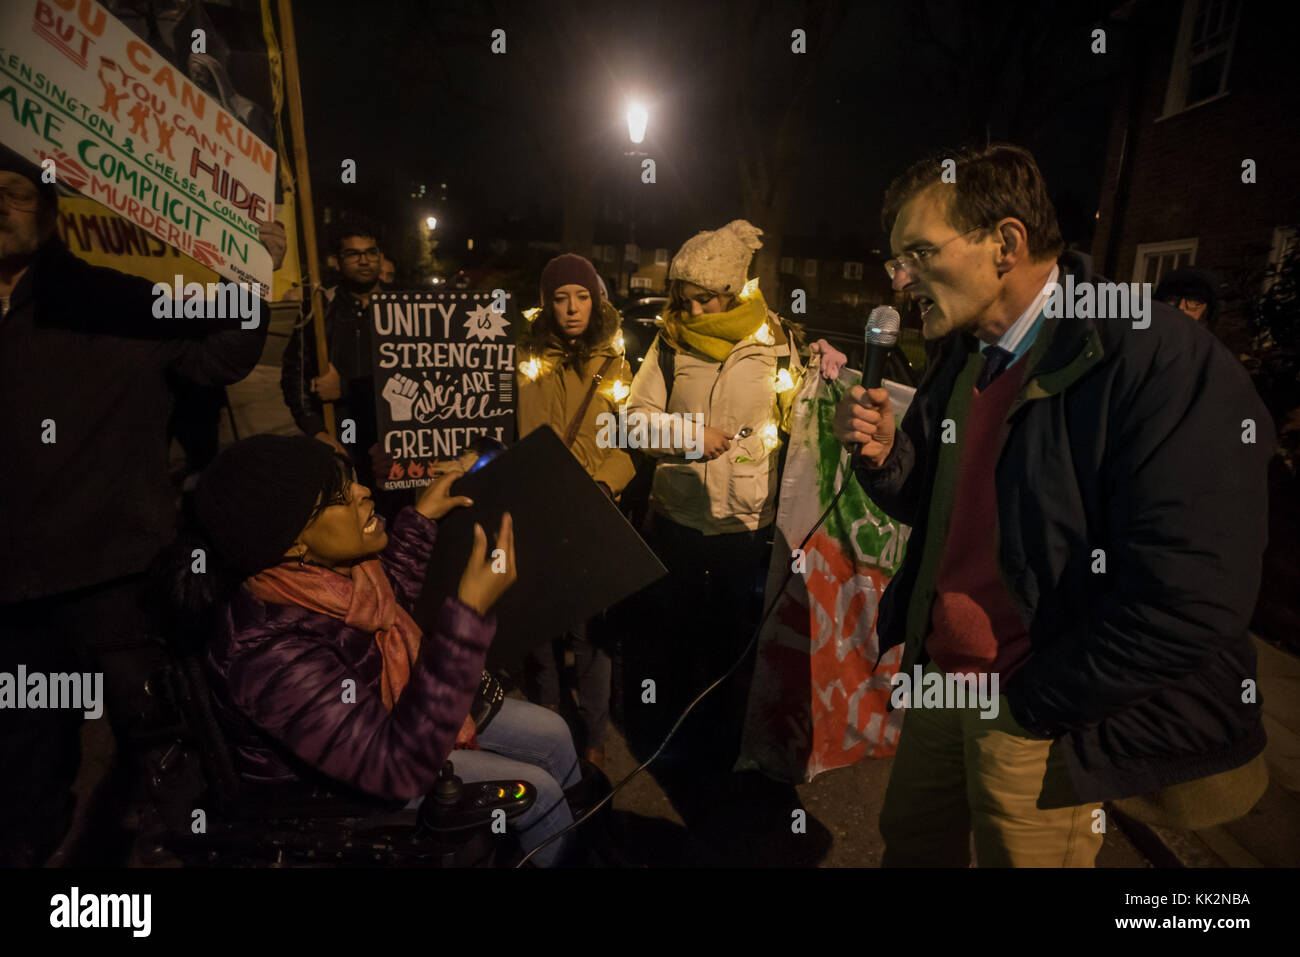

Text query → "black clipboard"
[413,427,667,671]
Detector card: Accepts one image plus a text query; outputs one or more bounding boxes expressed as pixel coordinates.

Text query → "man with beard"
[281,223,391,492]
[0,143,285,865]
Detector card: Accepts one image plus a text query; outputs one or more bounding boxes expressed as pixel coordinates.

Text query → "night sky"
[294,0,1122,255]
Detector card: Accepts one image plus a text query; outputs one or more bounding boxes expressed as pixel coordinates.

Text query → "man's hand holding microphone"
[833,305,900,468]
[834,386,896,467]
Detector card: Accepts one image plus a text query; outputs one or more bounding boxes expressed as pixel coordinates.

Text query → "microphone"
[862,305,900,389]
[851,305,901,460]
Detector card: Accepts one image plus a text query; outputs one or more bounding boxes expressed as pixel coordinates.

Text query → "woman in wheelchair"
[170,434,581,866]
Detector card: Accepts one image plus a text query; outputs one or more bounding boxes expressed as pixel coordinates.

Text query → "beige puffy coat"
[626,310,803,534]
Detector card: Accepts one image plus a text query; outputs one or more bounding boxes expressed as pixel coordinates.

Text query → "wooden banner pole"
[275,0,334,436]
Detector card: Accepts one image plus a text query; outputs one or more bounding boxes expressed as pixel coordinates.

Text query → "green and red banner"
[738,362,915,782]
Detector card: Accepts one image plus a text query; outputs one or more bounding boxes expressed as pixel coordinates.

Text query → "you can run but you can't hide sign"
[370,290,518,490]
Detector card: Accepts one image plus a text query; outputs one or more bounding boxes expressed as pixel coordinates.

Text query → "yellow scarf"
[662,290,775,362]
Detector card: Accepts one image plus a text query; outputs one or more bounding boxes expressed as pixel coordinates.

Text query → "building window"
[780,257,794,274]
[1162,0,1241,117]
[803,259,817,277]
[843,261,863,280]
[593,245,605,262]
[604,245,617,262]
[654,248,669,265]
[624,244,640,264]
[842,293,861,306]
[1134,239,1198,284]
[630,276,653,290]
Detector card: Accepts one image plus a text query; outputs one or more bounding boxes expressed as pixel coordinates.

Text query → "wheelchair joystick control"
[418,758,538,835]
[433,761,462,808]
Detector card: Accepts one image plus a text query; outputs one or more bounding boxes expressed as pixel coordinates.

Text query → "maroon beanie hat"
[539,253,602,309]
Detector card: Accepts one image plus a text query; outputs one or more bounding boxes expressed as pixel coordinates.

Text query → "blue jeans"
[408,698,581,866]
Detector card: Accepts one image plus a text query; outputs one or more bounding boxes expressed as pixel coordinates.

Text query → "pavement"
[591,717,1151,867]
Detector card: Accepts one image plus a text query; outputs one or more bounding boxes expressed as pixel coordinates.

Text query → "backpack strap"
[767,310,796,375]
[656,331,676,403]
[562,354,618,449]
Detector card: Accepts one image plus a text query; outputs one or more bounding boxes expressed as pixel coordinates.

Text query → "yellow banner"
[55,190,303,301]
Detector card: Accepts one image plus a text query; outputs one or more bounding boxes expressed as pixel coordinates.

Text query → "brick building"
[1091,0,1300,344]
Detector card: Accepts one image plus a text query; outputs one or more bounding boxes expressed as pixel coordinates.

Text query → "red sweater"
[925,356,1033,680]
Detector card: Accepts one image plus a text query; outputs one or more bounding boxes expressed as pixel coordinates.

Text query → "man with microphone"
[834,143,1272,866]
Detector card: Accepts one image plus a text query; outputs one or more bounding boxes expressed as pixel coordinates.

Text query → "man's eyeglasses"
[884,225,988,282]
[0,184,40,211]
[339,247,382,263]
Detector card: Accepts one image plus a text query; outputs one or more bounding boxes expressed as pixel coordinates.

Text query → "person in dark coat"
[178,435,579,866]
[280,221,390,493]
[0,143,285,866]
[1155,266,1220,329]
[834,144,1272,866]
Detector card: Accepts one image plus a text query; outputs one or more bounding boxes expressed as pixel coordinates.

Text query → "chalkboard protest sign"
[370,290,517,491]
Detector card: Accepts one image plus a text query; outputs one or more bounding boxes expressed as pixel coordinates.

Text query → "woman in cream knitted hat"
[622,221,844,765]
[668,219,765,303]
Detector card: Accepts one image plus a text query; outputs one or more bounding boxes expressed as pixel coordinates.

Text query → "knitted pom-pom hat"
[668,219,764,296]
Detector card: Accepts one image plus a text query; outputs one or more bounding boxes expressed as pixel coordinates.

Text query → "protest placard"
[55,192,302,300]
[370,289,518,490]
[0,0,276,293]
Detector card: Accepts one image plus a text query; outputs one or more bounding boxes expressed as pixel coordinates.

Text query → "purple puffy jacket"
[204,507,494,801]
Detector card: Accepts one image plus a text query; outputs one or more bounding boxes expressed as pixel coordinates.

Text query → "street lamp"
[626,101,648,145]
[620,101,649,297]
[419,215,439,285]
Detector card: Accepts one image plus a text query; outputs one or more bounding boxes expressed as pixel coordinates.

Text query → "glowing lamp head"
[425,216,437,230]
[760,422,780,452]
[627,102,648,144]
[614,331,625,353]
[519,357,541,381]
[753,322,775,345]
[610,380,630,402]
[522,306,541,323]
[739,277,761,301]
[774,368,796,393]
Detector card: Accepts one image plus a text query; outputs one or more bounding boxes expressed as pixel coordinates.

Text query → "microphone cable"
[516,451,861,867]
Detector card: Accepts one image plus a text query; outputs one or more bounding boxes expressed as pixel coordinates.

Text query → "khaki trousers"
[880,661,1104,867]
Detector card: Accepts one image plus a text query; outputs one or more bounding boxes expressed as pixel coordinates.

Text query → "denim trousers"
[407,697,582,867]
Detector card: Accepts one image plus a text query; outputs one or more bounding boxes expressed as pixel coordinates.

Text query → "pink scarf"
[246,559,422,711]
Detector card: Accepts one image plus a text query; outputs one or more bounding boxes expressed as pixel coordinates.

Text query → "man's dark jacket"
[280,283,384,442]
[856,252,1273,804]
[0,241,268,603]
